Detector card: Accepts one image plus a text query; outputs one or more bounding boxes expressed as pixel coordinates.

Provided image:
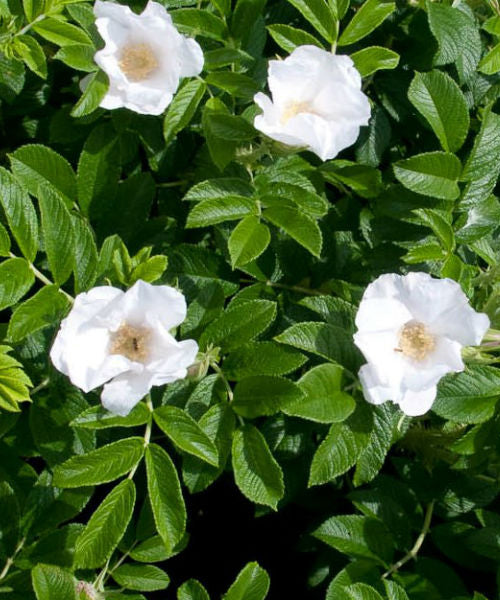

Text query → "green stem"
[31,377,50,396]
[210,362,233,402]
[382,501,435,578]
[16,13,45,36]
[240,278,323,296]
[0,537,26,581]
[128,396,153,480]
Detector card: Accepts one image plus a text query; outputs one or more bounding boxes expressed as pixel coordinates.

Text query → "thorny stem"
[128,396,153,480]
[9,252,74,304]
[240,278,323,296]
[0,537,26,581]
[382,501,435,579]
[210,362,233,402]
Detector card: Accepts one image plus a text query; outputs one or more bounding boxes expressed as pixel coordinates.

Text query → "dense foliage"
[1,0,500,598]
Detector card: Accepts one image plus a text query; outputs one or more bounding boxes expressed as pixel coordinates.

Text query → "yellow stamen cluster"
[119,43,158,81]
[110,323,151,362]
[280,101,314,124]
[397,321,436,361]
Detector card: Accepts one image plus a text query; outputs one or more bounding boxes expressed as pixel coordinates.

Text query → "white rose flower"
[50,280,198,416]
[253,45,371,161]
[93,0,204,115]
[353,272,490,416]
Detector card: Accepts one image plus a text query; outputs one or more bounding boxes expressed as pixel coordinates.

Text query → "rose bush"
[0,0,500,599]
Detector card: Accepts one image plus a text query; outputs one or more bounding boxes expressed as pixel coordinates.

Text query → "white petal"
[430,302,490,346]
[397,385,437,416]
[148,337,199,383]
[355,297,412,332]
[178,37,204,77]
[361,273,403,301]
[101,371,153,416]
[141,0,172,21]
[94,0,134,22]
[358,363,394,406]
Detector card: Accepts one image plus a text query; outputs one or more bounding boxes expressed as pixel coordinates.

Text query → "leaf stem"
[382,500,435,578]
[31,377,50,396]
[128,396,153,480]
[240,278,323,296]
[210,361,233,402]
[16,13,45,36]
[0,537,26,581]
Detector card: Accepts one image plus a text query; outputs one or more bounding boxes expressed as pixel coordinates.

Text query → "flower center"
[397,321,436,361]
[280,101,315,124]
[119,43,158,82]
[109,323,151,363]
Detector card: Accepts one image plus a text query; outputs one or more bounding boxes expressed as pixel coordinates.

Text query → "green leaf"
[74,479,136,568]
[71,70,108,118]
[266,24,322,53]
[263,206,322,257]
[232,376,305,418]
[223,341,307,380]
[338,0,395,47]
[346,583,384,600]
[228,216,271,268]
[184,178,254,202]
[393,152,461,200]
[178,579,210,600]
[111,564,170,592]
[205,72,259,100]
[0,223,9,256]
[154,406,218,466]
[427,1,481,81]
[309,404,372,486]
[0,345,32,412]
[202,98,238,171]
[54,44,97,72]
[9,144,77,206]
[72,215,99,293]
[130,535,172,563]
[186,197,257,228]
[7,285,70,343]
[0,257,35,312]
[232,424,284,510]
[14,35,47,78]
[285,0,337,43]
[33,18,92,46]
[71,403,150,429]
[433,367,500,424]
[183,403,236,494]
[284,364,355,423]
[414,208,454,252]
[172,8,228,41]
[200,299,277,352]
[312,514,393,565]
[384,581,410,600]
[408,70,469,153]
[231,0,265,42]
[260,182,329,217]
[275,322,361,373]
[38,186,75,285]
[321,160,383,200]
[0,54,25,101]
[164,79,206,143]
[130,255,168,285]
[52,437,145,487]
[32,564,77,600]
[351,46,399,77]
[0,167,38,261]
[205,113,256,141]
[223,562,270,600]
[146,444,186,553]
[0,481,20,556]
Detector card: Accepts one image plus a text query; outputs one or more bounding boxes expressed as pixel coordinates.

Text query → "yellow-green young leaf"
[0,345,32,412]
[32,564,77,600]
[0,223,9,256]
[223,562,270,600]
[164,79,206,143]
[232,376,305,418]
[9,144,77,206]
[23,0,44,22]
[338,0,395,47]
[393,152,462,200]
[146,444,187,552]
[284,364,356,424]
[130,255,168,285]
[171,8,228,41]
[33,18,92,46]
[350,46,399,76]
[263,206,322,257]
[74,479,136,569]
[111,564,170,592]
[478,42,500,75]
[285,0,337,43]
[0,258,35,312]
[199,299,277,352]
[232,424,284,510]
[52,437,145,487]
[13,35,47,79]
[7,285,70,343]
[54,44,97,72]
[38,186,74,285]
[408,70,469,152]
[228,216,271,267]
[0,167,38,261]
[186,197,257,229]
[267,24,322,53]
[154,406,218,466]
[178,579,210,600]
[71,70,108,118]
